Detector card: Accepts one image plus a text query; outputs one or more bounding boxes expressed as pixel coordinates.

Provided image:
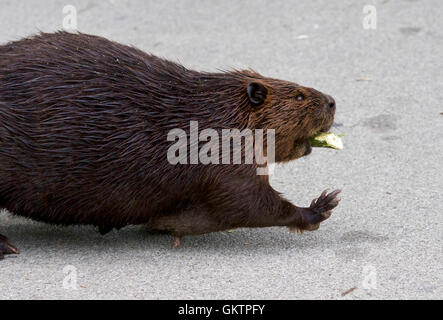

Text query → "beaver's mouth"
[288,123,332,160]
[306,124,332,141]
[306,127,329,143]
[303,126,330,155]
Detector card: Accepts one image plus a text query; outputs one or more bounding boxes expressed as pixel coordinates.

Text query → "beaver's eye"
[296,94,305,101]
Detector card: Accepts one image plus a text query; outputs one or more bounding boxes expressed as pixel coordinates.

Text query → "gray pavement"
[0,0,442,299]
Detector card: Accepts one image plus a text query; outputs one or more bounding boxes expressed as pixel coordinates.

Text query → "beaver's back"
[0,32,250,228]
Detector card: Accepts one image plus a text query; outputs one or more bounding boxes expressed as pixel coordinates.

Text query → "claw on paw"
[302,189,341,230]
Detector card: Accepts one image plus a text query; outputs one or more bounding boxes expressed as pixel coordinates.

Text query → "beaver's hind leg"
[0,234,19,260]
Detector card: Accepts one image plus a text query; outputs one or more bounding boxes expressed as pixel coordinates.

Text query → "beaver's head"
[246,78,336,162]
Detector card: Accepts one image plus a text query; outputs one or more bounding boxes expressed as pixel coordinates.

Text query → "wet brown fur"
[0,32,339,253]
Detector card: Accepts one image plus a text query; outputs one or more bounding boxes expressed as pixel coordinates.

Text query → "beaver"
[0,31,340,258]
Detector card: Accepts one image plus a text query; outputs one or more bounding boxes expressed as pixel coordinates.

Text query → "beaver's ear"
[247,82,268,107]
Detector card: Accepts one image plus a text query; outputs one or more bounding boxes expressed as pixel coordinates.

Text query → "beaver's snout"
[326,94,336,111]
[317,94,336,133]
[321,94,335,115]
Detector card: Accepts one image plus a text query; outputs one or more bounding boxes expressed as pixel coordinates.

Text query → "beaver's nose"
[326,95,336,111]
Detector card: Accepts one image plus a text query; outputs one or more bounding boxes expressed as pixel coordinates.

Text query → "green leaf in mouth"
[309,132,344,150]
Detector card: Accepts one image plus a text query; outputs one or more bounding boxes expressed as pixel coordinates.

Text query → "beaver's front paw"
[0,234,19,260]
[300,189,341,231]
